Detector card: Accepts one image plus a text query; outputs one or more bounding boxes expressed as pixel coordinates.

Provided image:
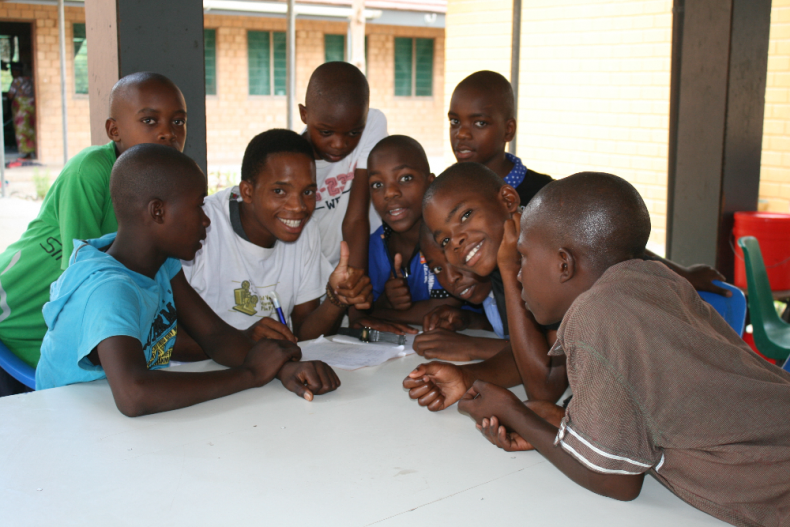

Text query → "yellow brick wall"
[0,4,91,162]
[204,14,445,164]
[761,0,790,213]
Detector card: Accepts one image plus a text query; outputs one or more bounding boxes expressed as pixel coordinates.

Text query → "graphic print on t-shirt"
[231,279,276,318]
[315,167,355,211]
[143,300,178,368]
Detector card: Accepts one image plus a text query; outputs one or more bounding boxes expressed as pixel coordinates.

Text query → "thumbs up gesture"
[384,253,412,310]
[328,241,373,310]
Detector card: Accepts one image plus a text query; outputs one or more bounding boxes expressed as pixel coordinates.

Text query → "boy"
[364,135,460,325]
[179,129,372,348]
[36,144,340,416]
[459,172,790,526]
[0,72,186,391]
[450,70,731,297]
[299,62,388,270]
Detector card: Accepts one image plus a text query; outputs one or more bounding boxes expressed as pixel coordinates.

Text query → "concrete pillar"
[84,0,207,173]
[666,0,771,280]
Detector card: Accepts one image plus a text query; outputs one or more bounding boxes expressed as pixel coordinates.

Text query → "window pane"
[394,37,412,96]
[273,31,286,96]
[248,31,270,96]
[204,29,217,96]
[415,38,433,96]
[324,34,345,63]
[73,23,88,95]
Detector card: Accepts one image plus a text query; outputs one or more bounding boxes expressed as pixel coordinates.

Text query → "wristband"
[326,282,351,308]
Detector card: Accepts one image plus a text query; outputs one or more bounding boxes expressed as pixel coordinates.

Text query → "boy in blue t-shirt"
[36,144,339,416]
[361,136,460,326]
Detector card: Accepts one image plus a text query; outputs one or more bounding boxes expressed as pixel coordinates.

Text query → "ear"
[499,184,521,214]
[238,178,255,204]
[298,104,308,125]
[105,118,119,143]
[148,199,165,225]
[504,118,517,143]
[426,173,436,184]
[558,248,576,283]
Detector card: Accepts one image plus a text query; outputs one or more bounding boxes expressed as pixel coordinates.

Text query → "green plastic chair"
[737,236,790,362]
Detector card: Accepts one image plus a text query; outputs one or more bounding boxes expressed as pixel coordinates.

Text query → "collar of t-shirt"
[504,153,527,188]
[228,198,251,243]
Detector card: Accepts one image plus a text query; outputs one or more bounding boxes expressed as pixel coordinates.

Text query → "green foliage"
[32,168,51,200]
[208,170,239,195]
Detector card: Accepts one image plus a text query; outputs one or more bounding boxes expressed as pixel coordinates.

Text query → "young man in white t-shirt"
[178,129,373,355]
[299,62,388,271]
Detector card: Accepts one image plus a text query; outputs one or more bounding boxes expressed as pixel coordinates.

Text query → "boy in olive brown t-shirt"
[459,172,790,527]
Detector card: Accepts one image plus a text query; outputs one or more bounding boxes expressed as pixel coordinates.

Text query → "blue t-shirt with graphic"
[369,224,448,303]
[36,233,181,390]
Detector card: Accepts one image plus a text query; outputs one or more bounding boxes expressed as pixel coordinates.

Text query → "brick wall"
[761,0,790,213]
[204,14,445,164]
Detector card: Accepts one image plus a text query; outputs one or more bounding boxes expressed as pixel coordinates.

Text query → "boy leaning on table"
[458,172,790,527]
[35,144,340,416]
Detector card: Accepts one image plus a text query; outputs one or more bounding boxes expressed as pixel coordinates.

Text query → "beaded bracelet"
[326,282,351,308]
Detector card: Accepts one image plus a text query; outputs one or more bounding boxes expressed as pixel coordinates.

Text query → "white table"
[0,348,725,526]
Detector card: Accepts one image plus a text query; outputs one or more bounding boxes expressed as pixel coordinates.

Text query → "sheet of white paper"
[299,335,415,370]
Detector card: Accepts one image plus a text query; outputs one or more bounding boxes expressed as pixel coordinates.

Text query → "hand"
[383,253,412,310]
[497,211,521,275]
[478,415,534,451]
[351,315,419,335]
[244,317,298,343]
[678,264,732,297]
[243,339,302,387]
[413,329,479,361]
[402,361,473,411]
[330,241,374,309]
[423,305,470,332]
[458,380,524,427]
[277,360,341,401]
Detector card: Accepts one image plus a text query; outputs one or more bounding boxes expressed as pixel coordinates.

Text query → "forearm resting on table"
[462,345,522,388]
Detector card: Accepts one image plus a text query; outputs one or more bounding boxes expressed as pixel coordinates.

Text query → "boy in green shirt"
[0,72,187,390]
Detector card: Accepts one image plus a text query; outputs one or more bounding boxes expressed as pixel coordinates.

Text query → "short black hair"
[109,72,182,117]
[305,62,369,109]
[453,71,515,120]
[423,162,509,210]
[522,172,651,273]
[110,143,203,223]
[369,135,431,176]
[241,129,315,182]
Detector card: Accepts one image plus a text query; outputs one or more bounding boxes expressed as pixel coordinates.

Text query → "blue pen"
[270,291,288,326]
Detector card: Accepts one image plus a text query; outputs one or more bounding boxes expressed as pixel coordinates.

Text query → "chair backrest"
[698,281,747,337]
[737,236,789,360]
[0,339,35,390]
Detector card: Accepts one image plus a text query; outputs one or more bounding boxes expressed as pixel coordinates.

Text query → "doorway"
[0,21,34,162]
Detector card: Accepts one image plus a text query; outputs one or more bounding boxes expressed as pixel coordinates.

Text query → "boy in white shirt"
[178,129,372,354]
[299,61,388,270]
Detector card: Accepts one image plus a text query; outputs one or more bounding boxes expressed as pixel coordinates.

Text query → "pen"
[270,291,287,326]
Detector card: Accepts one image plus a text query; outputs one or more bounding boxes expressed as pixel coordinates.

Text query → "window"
[204,29,217,96]
[73,23,88,94]
[325,34,345,62]
[248,30,286,96]
[394,37,433,97]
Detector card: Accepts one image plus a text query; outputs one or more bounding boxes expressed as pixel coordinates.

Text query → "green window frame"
[204,29,217,96]
[248,30,286,96]
[73,23,88,95]
[394,37,433,97]
[324,34,345,63]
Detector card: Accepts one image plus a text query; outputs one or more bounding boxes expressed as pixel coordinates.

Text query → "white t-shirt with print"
[312,107,388,267]
[182,186,331,331]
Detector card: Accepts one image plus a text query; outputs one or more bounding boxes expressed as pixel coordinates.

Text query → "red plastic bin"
[733,211,790,291]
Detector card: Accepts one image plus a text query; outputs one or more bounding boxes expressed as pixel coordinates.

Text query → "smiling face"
[239,152,317,248]
[368,147,434,233]
[420,231,492,303]
[165,170,211,261]
[423,185,519,278]
[448,86,515,167]
[299,102,367,163]
[107,80,187,154]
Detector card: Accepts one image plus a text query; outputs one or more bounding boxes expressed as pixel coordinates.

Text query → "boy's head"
[110,143,209,261]
[368,135,434,234]
[423,162,519,278]
[239,129,317,246]
[448,71,516,167]
[299,62,370,163]
[420,221,492,304]
[106,72,187,154]
[518,172,651,325]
